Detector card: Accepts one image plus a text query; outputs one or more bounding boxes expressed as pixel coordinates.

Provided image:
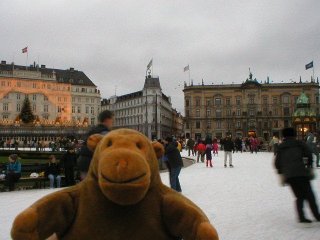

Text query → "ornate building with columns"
[183,72,320,140]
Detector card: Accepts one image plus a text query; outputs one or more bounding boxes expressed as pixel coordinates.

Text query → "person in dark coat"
[224,136,234,168]
[61,147,77,186]
[46,155,62,188]
[165,136,183,192]
[275,127,320,224]
[77,110,113,180]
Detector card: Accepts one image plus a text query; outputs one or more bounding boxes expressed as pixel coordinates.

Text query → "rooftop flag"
[22,47,28,53]
[305,61,313,70]
[147,59,153,70]
[184,65,189,72]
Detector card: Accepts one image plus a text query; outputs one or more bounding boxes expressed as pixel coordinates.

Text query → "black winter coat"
[61,152,77,169]
[77,124,110,172]
[275,138,312,179]
[165,142,183,168]
[45,162,61,177]
[224,139,234,152]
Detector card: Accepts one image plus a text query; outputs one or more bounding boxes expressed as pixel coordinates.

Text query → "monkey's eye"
[136,142,142,149]
[107,140,112,147]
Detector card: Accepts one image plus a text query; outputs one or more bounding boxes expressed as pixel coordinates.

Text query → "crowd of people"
[2,109,320,227]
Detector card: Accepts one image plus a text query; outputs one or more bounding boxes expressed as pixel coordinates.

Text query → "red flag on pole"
[22,47,28,53]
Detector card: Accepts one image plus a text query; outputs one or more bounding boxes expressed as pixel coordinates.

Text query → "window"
[86,106,89,114]
[237,121,241,128]
[17,93,20,100]
[226,109,231,116]
[32,83,37,88]
[273,97,278,104]
[17,82,21,87]
[249,109,254,116]
[215,98,221,106]
[274,120,278,128]
[186,110,189,117]
[44,96,48,101]
[4,94,9,99]
[263,121,268,129]
[16,103,20,112]
[91,118,95,125]
[216,109,222,118]
[206,109,211,117]
[3,115,8,120]
[196,121,201,129]
[236,97,241,105]
[3,103,8,111]
[196,109,200,117]
[216,121,221,129]
[91,107,94,115]
[274,108,278,116]
[195,98,200,107]
[249,96,254,104]
[1,81,5,87]
[72,106,75,113]
[263,97,268,105]
[236,109,241,116]
[226,98,231,106]
[282,95,289,104]
[44,105,48,112]
[207,120,211,129]
[206,99,211,106]
[283,107,290,116]
[77,106,81,113]
[58,106,62,113]
[284,120,289,128]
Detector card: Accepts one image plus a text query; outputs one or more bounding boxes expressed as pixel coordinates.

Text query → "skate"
[224,164,227,168]
[229,164,234,168]
[299,218,313,228]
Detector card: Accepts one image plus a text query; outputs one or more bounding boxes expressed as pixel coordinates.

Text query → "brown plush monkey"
[11,129,219,240]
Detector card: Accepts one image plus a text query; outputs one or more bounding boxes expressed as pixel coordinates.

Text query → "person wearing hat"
[275,127,320,225]
[5,154,21,191]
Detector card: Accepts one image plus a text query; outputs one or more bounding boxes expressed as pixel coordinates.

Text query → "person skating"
[77,110,113,180]
[61,147,77,186]
[165,136,183,192]
[224,136,234,168]
[205,141,213,167]
[186,138,195,156]
[5,154,21,191]
[196,140,206,163]
[275,127,320,225]
[213,139,219,156]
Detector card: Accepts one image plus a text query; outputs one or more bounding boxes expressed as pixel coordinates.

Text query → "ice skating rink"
[1,151,320,239]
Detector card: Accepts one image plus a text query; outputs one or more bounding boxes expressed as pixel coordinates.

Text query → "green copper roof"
[296,92,309,104]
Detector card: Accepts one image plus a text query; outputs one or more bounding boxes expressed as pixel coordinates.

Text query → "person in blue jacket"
[5,154,21,191]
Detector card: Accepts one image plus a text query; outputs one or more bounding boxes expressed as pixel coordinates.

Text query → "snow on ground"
[1,151,320,239]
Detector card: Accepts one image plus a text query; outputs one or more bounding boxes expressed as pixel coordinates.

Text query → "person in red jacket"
[196,140,206,163]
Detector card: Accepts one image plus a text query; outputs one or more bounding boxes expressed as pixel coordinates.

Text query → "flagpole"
[188,65,191,86]
[313,60,315,81]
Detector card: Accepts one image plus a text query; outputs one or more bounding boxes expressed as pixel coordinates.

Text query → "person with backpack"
[275,127,320,225]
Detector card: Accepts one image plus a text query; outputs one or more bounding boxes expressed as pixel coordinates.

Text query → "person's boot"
[230,164,234,168]
[299,218,313,227]
[224,164,227,168]
[206,161,208,167]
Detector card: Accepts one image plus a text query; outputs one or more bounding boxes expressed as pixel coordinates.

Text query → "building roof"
[0,61,96,87]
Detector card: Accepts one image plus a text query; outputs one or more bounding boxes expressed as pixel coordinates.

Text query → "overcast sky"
[1,0,320,113]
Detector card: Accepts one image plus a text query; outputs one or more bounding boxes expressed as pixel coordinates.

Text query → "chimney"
[1,60,6,65]
[41,65,46,69]
[70,67,74,72]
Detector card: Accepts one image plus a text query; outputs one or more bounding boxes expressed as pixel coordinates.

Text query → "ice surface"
[1,151,320,239]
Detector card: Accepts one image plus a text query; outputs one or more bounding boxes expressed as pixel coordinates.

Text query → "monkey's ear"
[152,141,164,159]
[87,134,104,152]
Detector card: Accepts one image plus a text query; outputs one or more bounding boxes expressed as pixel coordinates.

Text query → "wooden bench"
[0,163,65,191]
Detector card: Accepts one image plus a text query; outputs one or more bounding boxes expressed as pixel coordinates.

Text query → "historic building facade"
[0,60,101,140]
[101,75,183,139]
[184,73,320,140]
[0,60,101,126]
